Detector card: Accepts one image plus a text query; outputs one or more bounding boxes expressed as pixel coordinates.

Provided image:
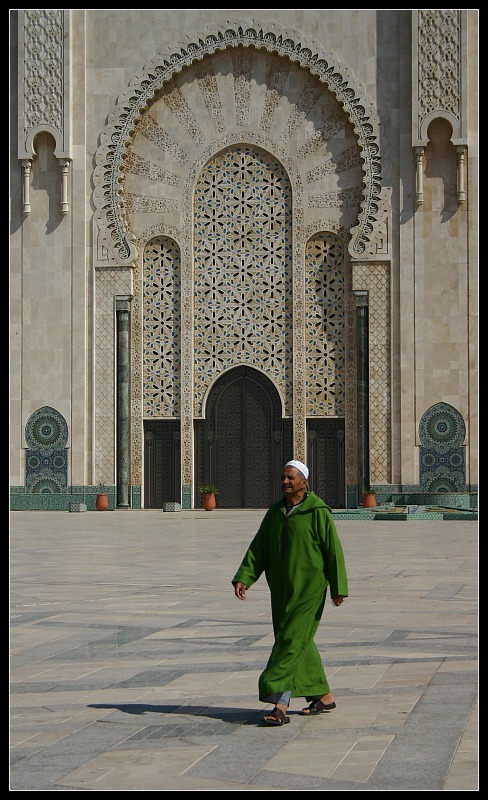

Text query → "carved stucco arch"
[24,125,67,160]
[419,109,460,146]
[93,20,384,263]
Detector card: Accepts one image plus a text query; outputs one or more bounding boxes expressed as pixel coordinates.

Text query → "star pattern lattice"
[305,233,346,415]
[143,237,181,416]
[194,146,293,412]
[142,148,346,420]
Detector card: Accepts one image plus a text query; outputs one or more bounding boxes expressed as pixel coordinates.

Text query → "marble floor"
[10,510,478,791]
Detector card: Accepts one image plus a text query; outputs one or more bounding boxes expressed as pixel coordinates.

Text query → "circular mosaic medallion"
[419,403,465,449]
[25,407,68,450]
[448,452,463,468]
[423,465,463,493]
[52,453,67,470]
[429,481,451,493]
[30,477,63,494]
[27,454,41,469]
[420,451,436,468]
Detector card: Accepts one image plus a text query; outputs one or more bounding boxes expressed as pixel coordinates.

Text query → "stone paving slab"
[10,510,478,791]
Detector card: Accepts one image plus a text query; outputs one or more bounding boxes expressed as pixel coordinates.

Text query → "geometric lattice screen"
[305,232,346,415]
[419,402,466,491]
[193,145,293,416]
[143,237,181,417]
[142,148,347,425]
[24,406,68,493]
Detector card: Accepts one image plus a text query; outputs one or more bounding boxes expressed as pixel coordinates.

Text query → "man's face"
[281,468,307,501]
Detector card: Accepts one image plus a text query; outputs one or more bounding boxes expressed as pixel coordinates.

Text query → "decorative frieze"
[18,10,72,215]
[412,10,468,206]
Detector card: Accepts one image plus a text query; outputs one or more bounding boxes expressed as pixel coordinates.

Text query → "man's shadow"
[88,702,262,725]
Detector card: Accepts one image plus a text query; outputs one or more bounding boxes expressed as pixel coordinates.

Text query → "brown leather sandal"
[261,706,290,726]
[300,698,336,715]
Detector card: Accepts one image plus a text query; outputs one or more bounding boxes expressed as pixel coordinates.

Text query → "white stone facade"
[10,10,478,509]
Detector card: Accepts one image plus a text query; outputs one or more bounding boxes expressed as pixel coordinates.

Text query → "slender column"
[415,147,425,206]
[456,146,466,203]
[59,159,71,214]
[116,296,132,508]
[354,291,370,501]
[21,159,32,214]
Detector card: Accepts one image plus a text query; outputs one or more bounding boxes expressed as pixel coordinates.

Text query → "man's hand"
[331,595,345,606]
[233,581,247,600]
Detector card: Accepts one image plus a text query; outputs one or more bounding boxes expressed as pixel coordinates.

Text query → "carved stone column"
[116,296,132,508]
[415,147,425,206]
[354,290,370,500]
[21,160,32,214]
[456,146,466,203]
[59,159,71,214]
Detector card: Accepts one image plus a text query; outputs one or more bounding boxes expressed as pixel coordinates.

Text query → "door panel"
[242,378,272,507]
[196,366,287,508]
[144,421,180,508]
[215,378,245,507]
[144,404,345,509]
[307,419,345,508]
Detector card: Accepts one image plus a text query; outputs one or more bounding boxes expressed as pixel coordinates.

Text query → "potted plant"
[198,484,219,511]
[96,484,109,511]
[362,487,377,508]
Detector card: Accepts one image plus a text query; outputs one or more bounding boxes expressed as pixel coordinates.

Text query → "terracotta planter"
[362,492,376,508]
[96,493,109,511]
[202,492,216,511]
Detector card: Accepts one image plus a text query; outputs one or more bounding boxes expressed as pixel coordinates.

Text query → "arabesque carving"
[93,21,383,265]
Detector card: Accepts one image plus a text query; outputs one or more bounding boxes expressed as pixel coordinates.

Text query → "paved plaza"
[10,509,478,791]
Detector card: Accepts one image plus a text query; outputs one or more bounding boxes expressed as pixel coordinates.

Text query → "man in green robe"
[232,460,348,726]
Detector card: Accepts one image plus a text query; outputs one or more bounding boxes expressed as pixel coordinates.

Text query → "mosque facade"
[10,10,478,511]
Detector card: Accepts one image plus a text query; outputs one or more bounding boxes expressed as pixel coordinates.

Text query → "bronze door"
[195,366,292,508]
[307,419,345,508]
[144,421,181,508]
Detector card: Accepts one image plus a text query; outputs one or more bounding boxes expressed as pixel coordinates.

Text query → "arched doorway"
[195,366,292,508]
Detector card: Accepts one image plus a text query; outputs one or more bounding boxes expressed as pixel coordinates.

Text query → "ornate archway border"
[93,20,382,263]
